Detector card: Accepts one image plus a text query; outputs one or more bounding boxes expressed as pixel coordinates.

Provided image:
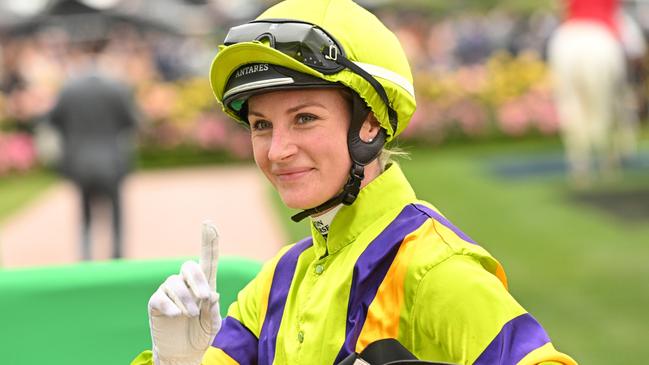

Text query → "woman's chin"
[281,194,326,211]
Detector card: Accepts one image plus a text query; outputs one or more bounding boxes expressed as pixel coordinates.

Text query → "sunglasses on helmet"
[223,19,398,129]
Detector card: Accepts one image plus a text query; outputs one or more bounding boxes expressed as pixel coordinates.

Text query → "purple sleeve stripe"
[211,316,259,365]
[413,204,477,244]
[334,205,430,363]
[258,237,313,365]
[474,313,551,365]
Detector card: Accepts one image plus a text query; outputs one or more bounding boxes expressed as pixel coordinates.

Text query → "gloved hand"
[148,221,222,365]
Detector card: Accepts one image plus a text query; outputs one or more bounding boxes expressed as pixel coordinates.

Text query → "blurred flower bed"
[0,91,37,175]
[134,78,253,168]
[403,51,558,144]
[0,130,36,175]
[134,52,560,157]
[0,51,558,177]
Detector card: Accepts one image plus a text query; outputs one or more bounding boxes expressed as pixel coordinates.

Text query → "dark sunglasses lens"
[223,22,344,73]
[224,23,270,44]
[224,22,310,45]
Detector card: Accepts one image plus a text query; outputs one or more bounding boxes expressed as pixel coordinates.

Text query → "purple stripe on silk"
[413,204,477,244]
[334,204,430,363]
[474,313,551,365]
[258,237,313,365]
[212,316,258,364]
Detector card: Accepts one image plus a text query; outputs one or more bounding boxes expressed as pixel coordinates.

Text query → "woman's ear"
[360,112,381,143]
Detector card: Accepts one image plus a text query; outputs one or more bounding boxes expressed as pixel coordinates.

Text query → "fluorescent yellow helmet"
[209,0,416,141]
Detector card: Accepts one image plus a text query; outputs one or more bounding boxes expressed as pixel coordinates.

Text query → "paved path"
[0,165,288,268]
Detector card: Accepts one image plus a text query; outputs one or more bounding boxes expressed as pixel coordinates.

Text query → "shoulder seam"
[411,202,478,246]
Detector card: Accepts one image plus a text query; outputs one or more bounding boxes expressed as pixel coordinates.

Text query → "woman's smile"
[273,167,315,183]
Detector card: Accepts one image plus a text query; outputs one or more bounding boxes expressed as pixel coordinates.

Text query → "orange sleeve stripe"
[355,219,433,352]
[495,264,508,290]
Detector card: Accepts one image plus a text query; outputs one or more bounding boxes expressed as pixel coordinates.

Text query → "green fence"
[0,257,261,365]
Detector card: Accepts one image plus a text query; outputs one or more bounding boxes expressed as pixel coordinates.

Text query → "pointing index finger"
[200,220,219,292]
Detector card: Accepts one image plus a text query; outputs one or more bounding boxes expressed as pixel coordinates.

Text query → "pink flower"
[192,113,228,150]
[402,100,448,143]
[455,66,488,94]
[138,84,178,121]
[497,99,529,136]
[148,121,183,148]
[446,99,488,137]
[524,90,559,135]
[0,133,8,175]
[0,132,37,174]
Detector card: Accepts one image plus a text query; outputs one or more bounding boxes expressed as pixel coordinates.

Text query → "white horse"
[548,18,640,187]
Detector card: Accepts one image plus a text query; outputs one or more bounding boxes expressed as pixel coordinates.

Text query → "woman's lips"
[274,168,313,182]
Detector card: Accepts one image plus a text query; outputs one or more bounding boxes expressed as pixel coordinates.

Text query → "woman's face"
[247,88,352,210]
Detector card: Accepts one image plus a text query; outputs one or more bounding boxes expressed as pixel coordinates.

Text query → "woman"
[133,0,577,364]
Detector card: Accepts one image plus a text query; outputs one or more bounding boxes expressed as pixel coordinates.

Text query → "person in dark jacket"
[50,50,138,260]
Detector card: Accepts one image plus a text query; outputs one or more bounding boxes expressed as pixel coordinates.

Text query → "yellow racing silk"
[133,164,576,365]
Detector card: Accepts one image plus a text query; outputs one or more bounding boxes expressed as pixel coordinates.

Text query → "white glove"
[148,221,222,365]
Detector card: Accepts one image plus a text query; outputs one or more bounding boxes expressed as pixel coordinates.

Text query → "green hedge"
[0,257,261,365]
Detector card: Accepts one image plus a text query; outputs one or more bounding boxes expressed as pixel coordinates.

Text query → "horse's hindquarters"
[548,20,629,184]
[548,21,624,82]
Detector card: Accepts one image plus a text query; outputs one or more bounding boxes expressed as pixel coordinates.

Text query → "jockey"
[133,1,579,364]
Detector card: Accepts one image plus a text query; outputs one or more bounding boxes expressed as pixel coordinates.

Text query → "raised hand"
[148,221,222,365]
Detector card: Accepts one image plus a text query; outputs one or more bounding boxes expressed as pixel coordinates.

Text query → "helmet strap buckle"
[341,163,364,205]
[324,44,339,61]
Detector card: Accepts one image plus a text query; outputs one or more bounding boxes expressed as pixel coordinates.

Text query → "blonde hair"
[378,144,410,171]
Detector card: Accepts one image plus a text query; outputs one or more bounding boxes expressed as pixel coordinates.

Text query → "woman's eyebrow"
[286,101,327,114]
[249,101,326,117]
[248,110,266,118]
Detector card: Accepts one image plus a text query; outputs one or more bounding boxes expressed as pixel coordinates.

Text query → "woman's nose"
[267,127,298,162]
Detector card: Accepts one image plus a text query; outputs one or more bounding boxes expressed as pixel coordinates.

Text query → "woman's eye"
[252,120,271,131]
[296,114,317,124]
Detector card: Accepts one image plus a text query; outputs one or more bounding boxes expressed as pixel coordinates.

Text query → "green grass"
[271,138,649,364]
[0,169,58,224]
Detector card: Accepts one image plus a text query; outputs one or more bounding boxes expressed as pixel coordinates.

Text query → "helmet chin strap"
[291,92,386,222]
